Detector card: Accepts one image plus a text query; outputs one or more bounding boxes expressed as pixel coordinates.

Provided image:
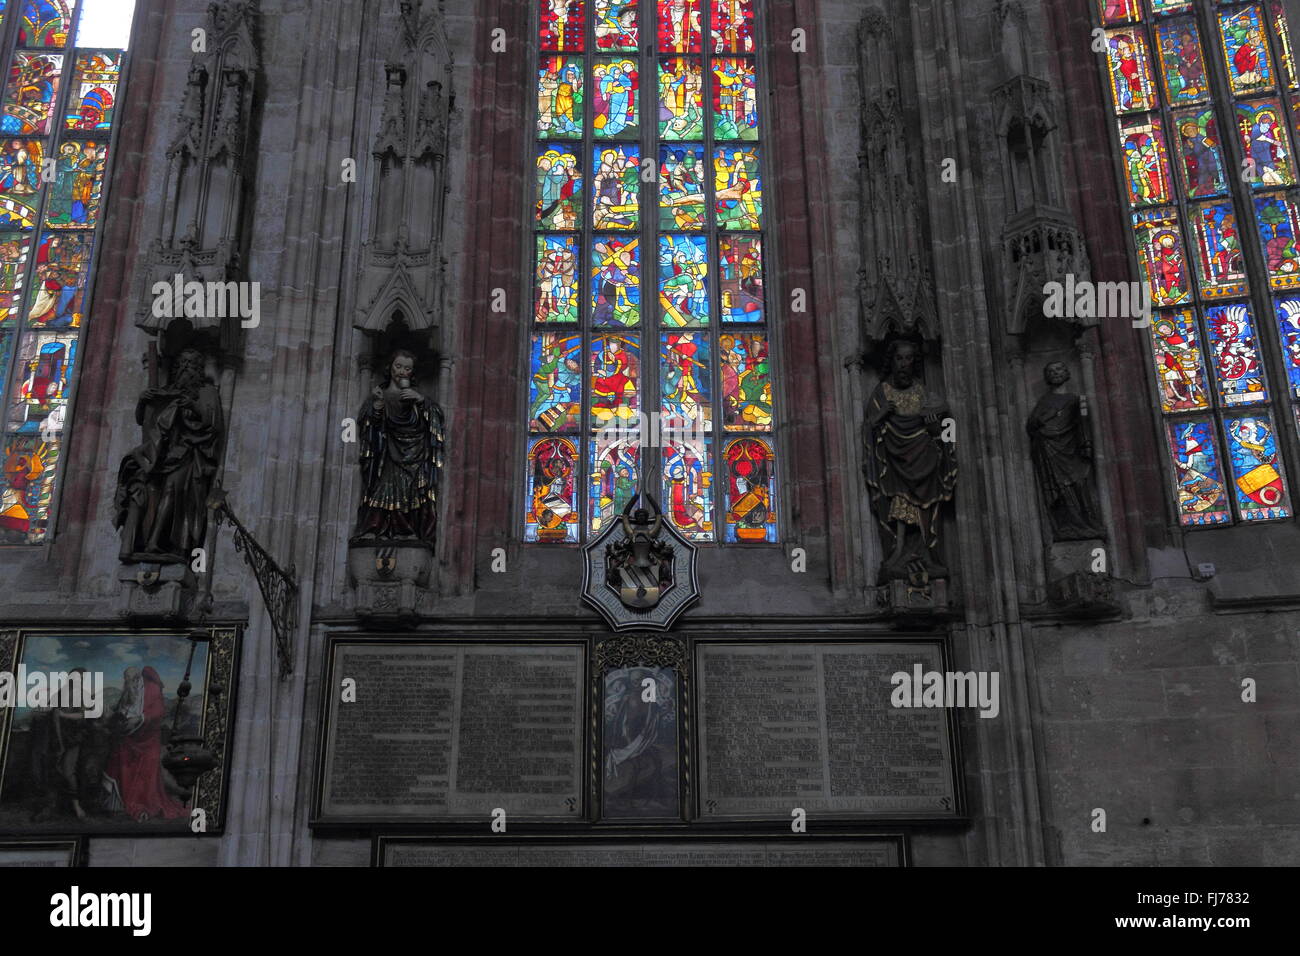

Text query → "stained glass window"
[526,0,777,543]
[0,0,133,545]
[1098,0,1300,525]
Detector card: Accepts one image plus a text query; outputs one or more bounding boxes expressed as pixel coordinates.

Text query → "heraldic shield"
[582,495,700,631]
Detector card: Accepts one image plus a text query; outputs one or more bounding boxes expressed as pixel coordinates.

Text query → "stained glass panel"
[18,1,78,48]
[719,235,763,321]
[1171,108,1226,198]
[593,57,638,138]
[594,0,638,51]
[1106,29,1157,114]
[23,231,92,328]
[2,52,64,134]
[1118,114,1174,206]
[1190,199,1246,297]
[64,50,120,130]
[1205,301,1268,404]
[1149,309,1211,412]
[1253,191,1300,288]
[529,332,582,432]
[7,331,75,433]
[658,234,708,326]
[537,145,582,229]
[593,144,639,230]
[537,56,585,138]
[660,330,712,431]
[525,436,580,543]
[0,232,32,326]
[723,437,775,542]
[658,57,703,139]
[589,433,639,534]
[1271,295,1300,398]
[535,235,580,323]
[1133,208,1193,305]
[714,145,761,229]
[1270,1,1297,89]
[1218,4,1273,96]
[0,139,42,230]
[1223,412,1291,519]
[1099,0,1141,25]
[720,332,771,431]
[1155,18,1210,106]
[590,333,641,427]
[658,0,703,53]
[1236,99,1293,187]
[591,235,641,326]
[662,438,713,540]
[540,0,586,52]
[711,0,755,52]
[712,57,757,138]
[44,139,106,229]
[659,144,705,230]
[1150,0,1192,13]
[1165,419,1232,525]
[0,433,58,542]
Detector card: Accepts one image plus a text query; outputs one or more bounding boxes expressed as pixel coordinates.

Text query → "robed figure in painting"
[863,340,957,584]
[114,349,223,562]
[353,350,444,543]
[1027,362,1105,541]
[104,667,187,822]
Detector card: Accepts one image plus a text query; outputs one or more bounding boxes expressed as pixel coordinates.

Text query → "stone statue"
[863,339,957,583]
[1027,361,1104,541]
[352,350,444,543]
[114,349,223,563]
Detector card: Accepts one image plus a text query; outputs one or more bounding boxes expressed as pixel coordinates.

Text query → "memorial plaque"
[696,642,958,820]
[378,836,904,867]
[317,643,584,822]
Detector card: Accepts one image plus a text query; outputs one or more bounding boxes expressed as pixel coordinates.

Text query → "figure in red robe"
[104,667,188,823]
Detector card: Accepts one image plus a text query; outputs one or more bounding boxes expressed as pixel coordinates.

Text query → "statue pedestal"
[868,577,952,624]
[348,541,434,624]
[1045,539,1120,618]
[117,562,198,622]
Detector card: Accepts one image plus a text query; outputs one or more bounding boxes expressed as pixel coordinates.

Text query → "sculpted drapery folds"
[114,349,223,563]
[1027,361,1105,541]
[353,350,444,544]
[863,340,957,584]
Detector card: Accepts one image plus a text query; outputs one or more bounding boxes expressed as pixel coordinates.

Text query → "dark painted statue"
[114,348,223,562]
[1027,361,1105,541]
[352,349,444,543]
[863,340,957,584]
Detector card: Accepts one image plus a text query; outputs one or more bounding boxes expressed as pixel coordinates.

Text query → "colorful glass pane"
[537,145,582,229]
[594,0,638,51]
[535,235,579,323]
[1270,1,1298,89]
[1171,108,1226,198]
[1150,0,1192,13]
[45,139,108,229]
[711,0,755,52]
[1099,0,1141,25]
[1271,295,1300,398]
[2,52,64,134]
[1205,302,1268,405]
[0,233,32,326]
[1253,191,1300,288]
[661,330,712,432]
[0,139,42,230]
[1155,18,1210,106]
[540,0,586,52]
[1224,412,1292,519]
[1149,309,1210,412]
[1237,99,1293,187]
[1118,114,1173,206]
[24,231,92,329]
[662,438,713,540]
[589,433,639,535]
[658,57,703,139]
[1105,29,1157,114]
[590,332,641,427]
[719,235,764,322]
[1132,207,1192,306]
[0,433,59,543]
[528,332,582,432]
[524,436,580,542]
[7,331,75,434]
[64,51,121,131]
[720,332,772,431]
[537,56,584,138]
[723,438,775,542]
[712,57,758,138]
[1165,419,1231,525]
[658,234,708,326]
[658,0,703,52]
[659,144,705,230]
[1190,200,1246,298]
[1218,4,1273,95]
[714,146,761,229]
[591,236,641,326]
[18,1,77,48]
[591,60,638,141]
[593,144,640,230]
